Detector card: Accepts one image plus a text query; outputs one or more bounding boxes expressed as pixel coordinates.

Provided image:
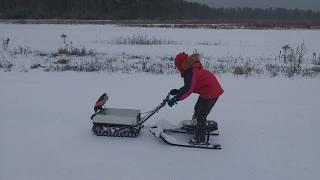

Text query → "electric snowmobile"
[90,93,221,149]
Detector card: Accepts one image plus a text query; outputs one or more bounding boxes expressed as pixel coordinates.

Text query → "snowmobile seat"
[206,120,218,132]
[182,120,218,132]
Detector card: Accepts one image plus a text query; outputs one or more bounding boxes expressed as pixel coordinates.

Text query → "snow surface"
[1,24,320,58]
[1,24,320,179]
[1,72,320,180]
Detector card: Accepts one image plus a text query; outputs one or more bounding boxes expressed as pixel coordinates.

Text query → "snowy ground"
[0,25,319,63]
[1,24,320,78]
[1,72,320,180]
[1,24,320,179]
[1,24,320,57]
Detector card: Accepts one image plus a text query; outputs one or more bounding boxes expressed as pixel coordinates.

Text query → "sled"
[90,93,221,149]
[90,93,167,138]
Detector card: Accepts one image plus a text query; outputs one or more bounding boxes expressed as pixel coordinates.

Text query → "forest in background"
[1,0,320,22]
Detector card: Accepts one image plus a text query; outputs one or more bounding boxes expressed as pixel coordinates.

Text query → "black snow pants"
[192,96,218,142]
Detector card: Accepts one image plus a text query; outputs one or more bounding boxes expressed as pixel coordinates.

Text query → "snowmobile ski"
[159,133,221,149]
[164,128,219,136]
[148,125,221,150]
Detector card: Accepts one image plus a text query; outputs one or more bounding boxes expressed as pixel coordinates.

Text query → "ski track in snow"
[0,72,319,180]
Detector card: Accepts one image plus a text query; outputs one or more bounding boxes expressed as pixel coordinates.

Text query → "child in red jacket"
[167,52,224,144]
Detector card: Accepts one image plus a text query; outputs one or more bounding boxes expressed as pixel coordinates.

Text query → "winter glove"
[169,89,179,95]
[167,96,178,107]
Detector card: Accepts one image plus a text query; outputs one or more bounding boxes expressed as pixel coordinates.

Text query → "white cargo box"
[92,108,141,126]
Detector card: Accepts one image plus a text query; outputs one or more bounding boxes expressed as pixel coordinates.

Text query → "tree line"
[0,0,319,21]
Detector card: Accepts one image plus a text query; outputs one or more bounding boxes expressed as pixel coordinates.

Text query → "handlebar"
[138,93,171,126]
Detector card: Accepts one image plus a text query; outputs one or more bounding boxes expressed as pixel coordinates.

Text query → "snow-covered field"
[1,24,320,77]
[1,24,320,180]
[1,24,319,57]
[1,72,319,180]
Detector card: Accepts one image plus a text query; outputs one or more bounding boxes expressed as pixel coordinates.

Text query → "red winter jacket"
[175,54,224,101]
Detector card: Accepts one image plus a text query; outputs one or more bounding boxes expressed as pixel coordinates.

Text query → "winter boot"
[189,119,207,145]
[189,134,207,145]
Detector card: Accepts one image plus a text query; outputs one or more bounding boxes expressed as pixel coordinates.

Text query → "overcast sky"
[186,0,320,11]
